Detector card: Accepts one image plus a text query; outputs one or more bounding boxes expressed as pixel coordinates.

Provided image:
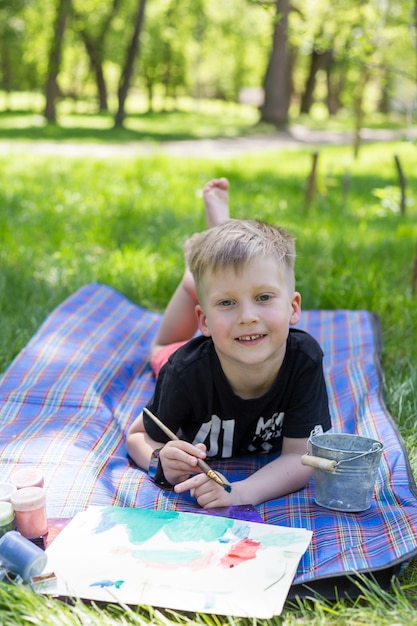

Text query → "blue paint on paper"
[219,523,250,543]
[256,531,307,547]
[93,507,234,545]
[90,579,124,589]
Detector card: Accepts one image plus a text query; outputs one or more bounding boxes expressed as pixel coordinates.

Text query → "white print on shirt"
[193,415,234,457]
[248,411,284,453]
[192,411,284,457]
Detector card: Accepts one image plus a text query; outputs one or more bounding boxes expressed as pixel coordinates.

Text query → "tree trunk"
[259,0,291,127]
[114,0,147,128]
[44,0,72,123]
[146,81,154,113]
[74,0,123,112]
[300,48,333,114]
[327,42,349,117]
[0,42,12,99]
[326,57,342,116]
[377,69,390,114]
[353,68,369,159]
[78,29,108,111]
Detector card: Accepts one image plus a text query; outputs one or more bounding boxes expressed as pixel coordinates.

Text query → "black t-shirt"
[144,329,331,458]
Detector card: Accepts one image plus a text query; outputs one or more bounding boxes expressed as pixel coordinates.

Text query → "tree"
[259,0,292,127]
[0,0,24,98]
[114,0,147,127]
[300,48,333,114]
[73,0,124,111]
[1,0,414,128]
[139,0,189,112]
[44,0,72,122]
[0,0,46,102]
[295,0,354,117]
[295,0,416,124]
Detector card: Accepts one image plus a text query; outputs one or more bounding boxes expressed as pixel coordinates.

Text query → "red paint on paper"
[220,538,261,568]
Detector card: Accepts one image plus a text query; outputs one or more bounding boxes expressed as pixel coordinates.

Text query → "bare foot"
[181,177,230,300]
[203,178,230,228]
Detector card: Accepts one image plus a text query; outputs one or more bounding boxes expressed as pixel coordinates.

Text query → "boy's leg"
[150,271,198,358]
[150,178,230,359]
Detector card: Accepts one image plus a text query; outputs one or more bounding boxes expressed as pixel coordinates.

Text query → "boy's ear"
[195,305,211,337]
[290,292,302,325]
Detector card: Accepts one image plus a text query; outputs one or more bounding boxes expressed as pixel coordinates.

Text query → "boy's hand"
[158,440,208,486]
[174,472,243,509]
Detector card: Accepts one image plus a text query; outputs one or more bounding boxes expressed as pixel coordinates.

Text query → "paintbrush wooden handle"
[143,407,180,441]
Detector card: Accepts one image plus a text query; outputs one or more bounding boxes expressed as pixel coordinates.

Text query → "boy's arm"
[174,436,313,508]
[126,411,165,470]
[236,436,314,505]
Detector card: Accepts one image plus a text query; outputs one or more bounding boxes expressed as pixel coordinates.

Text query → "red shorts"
[150,341,187,378]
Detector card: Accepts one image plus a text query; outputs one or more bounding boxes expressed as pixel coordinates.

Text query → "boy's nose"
[238,300,259,323]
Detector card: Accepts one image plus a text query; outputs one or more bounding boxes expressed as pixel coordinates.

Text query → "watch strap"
[148,447,172,488]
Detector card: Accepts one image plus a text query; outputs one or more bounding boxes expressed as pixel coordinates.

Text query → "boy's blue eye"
[220,300,233,307]
[258,294,271,301]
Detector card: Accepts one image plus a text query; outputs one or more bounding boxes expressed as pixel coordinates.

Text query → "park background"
[1,0,417,625]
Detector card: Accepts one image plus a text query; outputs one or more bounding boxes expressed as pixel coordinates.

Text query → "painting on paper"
[41,506,312,618]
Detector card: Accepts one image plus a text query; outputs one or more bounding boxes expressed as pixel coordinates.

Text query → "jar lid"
[11,468,44,489]
[0,482,17,502]
[11,486,46,512]
[0,502,14,524]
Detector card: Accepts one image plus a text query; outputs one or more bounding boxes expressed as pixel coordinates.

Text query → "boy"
[126,178,331,508]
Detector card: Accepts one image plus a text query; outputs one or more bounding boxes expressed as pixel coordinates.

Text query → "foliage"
[0,0,415,125]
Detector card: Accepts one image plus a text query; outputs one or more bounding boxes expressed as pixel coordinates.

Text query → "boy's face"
[195,255,301,378]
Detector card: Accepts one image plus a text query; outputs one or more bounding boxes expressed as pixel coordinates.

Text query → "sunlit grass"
[0,92,412,144]
[0,96,264,143]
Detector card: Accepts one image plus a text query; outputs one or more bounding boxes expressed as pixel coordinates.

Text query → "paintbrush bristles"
[143,407,232,493]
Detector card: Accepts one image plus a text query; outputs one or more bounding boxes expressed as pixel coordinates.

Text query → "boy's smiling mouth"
[236,334,265,342]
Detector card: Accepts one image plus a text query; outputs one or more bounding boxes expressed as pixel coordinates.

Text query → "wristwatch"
[148,447,172,488]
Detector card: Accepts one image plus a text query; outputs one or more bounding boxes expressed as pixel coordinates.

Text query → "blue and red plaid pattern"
[1,283,416,587]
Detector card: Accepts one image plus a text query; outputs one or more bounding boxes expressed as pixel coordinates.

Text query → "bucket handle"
[301,454,337,472]
[301,440,382,473]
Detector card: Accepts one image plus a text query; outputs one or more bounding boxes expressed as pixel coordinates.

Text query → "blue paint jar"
[0,531,47,581]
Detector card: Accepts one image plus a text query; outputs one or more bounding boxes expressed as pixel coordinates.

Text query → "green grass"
[0,99,264,143]
[1,124,417,624]
[0,94,411,145]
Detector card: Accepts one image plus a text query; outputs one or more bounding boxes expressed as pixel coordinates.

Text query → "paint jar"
[11,468,44,490]
[0,503,14,537]
[0,531,47,580]
[0,482,17,503]
[11,487,48,539]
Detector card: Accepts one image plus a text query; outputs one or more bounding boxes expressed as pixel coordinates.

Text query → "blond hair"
[187,219,296,299]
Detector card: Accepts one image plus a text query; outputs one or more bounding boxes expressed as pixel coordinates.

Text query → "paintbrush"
[143,407,232,493]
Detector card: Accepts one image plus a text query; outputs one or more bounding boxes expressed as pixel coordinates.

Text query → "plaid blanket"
[1,283,417,595]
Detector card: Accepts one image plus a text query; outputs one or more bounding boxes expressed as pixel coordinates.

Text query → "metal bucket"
[301,433,384,512]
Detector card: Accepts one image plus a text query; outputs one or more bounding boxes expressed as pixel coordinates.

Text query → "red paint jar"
[11,487,48,539]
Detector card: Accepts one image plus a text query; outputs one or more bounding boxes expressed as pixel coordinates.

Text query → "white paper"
[41,506,312,618]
